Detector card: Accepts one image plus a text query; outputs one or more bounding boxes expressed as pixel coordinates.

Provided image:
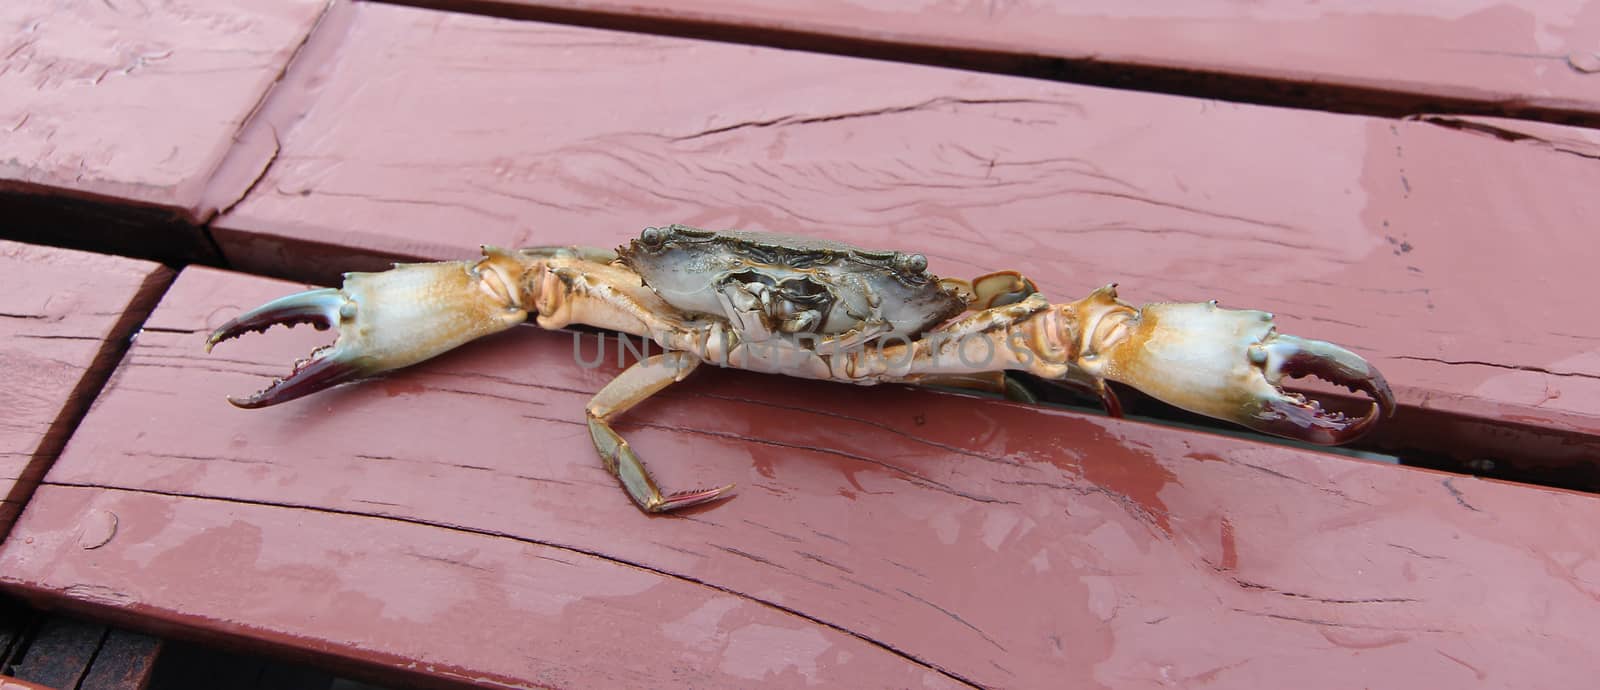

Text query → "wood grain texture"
[211,3,1600,443]
[7,616,105,690]
[0,607,159,690]
[5,265,1600,689]
[0,0,332,219]
[0,241,171,538]
[5,486,965,690]
[78,629,162,690]
[384,0,1600,123]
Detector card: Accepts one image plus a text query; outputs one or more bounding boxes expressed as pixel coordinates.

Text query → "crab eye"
[895,253,928,274]
[639,227,668,247]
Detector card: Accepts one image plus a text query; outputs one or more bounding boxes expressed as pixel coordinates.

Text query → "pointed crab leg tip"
[658,484,738,512]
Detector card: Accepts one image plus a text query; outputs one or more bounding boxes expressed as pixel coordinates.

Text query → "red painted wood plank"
[0,677,55,690]
[0,241,170,538]
[210,3,1600,446]
[385,0,1600,123]
[0,0,335,256]
[6,265,1600,688]
[5,486,964,690]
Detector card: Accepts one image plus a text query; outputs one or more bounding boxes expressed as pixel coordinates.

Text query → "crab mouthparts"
[206,288,368,408]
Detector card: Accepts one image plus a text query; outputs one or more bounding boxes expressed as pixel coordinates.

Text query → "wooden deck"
[3,1,1599,688]
[0,607,162,690]
[0,243,168,537]
[386,0,1600,123]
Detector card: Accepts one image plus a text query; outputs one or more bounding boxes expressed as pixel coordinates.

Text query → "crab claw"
[205,287,363,408]
[207,250,532,408]
[1243,332,1395,444]
[1089,297,1394,445]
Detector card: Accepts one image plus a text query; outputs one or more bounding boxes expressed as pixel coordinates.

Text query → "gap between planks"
[372,0,1600,129]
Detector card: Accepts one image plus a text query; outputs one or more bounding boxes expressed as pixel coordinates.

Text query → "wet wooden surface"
[390,0,1600,123]
[0,241,170,537]
[213,3,1600,447]
[0,0,1599,688]
[3,266,1600,688]
[0,0,331,259]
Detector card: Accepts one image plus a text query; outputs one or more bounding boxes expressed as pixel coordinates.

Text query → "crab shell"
[618,226,968,340]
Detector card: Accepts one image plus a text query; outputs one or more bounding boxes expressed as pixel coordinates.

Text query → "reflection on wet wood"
[0,1,1598,688]
[4,266,1599,688]
[212,3,1600,455]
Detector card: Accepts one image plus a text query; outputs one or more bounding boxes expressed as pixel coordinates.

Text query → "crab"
[207,226,1395,513]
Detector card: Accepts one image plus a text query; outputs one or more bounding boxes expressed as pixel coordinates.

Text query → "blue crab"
[208,226,1394,512]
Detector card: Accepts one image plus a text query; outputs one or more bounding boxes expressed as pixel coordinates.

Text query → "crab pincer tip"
[1253,334,1397,445]
[202,287,364,408]
[204,288,345,354]
[225,351,368,409]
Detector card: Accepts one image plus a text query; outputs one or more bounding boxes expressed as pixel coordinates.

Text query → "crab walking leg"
[850,292,1120,410]
[908,372,1039,404]
[838,293,1057,381]
[585,352,736,512]
[939,270,1040,311]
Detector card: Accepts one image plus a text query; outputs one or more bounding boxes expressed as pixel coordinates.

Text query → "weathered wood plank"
[6,265,1599,688]
[0,603,160,690]
[0,676,55,690]
[210,3,1600,452]
[5,485,966,689]
[0,241,171,539]
[80,629,162,690]
[385,0,1600,123]
[0,0,337,259]
[6,616,105,690]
